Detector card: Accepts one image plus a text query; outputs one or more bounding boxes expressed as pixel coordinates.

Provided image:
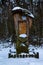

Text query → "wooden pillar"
[13,14,20,53]
[26,17,30,45]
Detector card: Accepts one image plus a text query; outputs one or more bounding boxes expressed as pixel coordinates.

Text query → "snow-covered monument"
[8,7,39,58]
[12,6,34,53]
[12,7,34,45]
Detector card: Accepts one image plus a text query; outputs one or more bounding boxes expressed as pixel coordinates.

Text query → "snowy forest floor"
[0,43,43,65]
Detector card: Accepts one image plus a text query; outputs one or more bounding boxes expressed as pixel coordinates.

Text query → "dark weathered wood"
[13,13,32,45]
[18,21,27,34]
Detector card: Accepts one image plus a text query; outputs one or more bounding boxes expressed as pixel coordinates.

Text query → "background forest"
[0,0,43,44]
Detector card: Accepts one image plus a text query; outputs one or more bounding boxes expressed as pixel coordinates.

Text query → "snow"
[0,43,43,65]
[20,43,26,46]
[28,13,34,18]
[19,53,28,55]
[19,34,27,38]
[12,7,23,11]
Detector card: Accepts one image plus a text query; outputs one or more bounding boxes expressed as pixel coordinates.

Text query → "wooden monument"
[12,7,34,54]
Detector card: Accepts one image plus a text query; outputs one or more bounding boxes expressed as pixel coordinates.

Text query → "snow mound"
[20,43,25,46]
[19,53,28,55]
[19,34,27,38]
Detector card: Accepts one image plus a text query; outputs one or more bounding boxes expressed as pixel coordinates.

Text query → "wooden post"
[26,17,30,46]
[13,14,20,54]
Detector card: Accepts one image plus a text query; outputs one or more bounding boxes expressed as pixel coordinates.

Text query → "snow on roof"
[12,7,23,11]
[28,13,34,18]
[12,7,34,18]
[19,34,27,38]
[12,7,30,14]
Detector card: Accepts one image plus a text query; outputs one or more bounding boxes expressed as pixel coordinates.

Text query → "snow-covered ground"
[0,43,43,65]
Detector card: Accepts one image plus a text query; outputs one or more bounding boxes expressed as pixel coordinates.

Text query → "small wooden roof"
[12,7,34,18]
